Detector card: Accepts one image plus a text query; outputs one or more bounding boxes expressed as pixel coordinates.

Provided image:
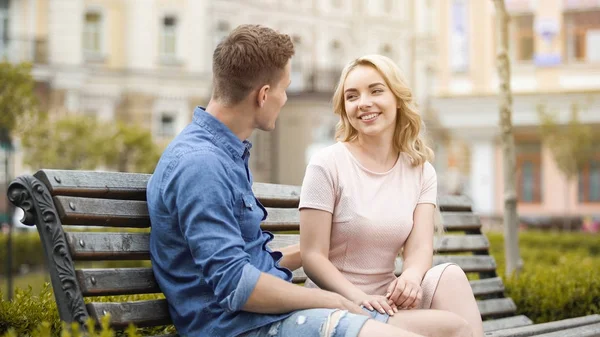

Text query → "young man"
[147,24,436,337]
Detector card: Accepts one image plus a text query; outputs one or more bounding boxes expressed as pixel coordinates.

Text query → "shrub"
[0,232,46,275]
[0,284,174,337]
[487,230,600,323]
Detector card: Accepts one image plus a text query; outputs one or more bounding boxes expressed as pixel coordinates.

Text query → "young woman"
[299,55,483,337]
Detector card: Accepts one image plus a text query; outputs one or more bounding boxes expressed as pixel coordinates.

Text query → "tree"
[0,61,38,141]
[0,61,39,300]
[494,0,521,278]
[104,122,163,173]
[538,103,595,230]
[21,115,162,173]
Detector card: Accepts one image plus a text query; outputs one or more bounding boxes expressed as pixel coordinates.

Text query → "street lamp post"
[1,129,13,300]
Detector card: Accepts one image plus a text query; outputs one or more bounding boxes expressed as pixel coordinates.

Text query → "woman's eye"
[372,89,383,94]
[346,95,357,100]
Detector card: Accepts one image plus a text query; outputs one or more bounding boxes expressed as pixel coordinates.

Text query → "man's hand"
[327,292,370,316]
[354,294,397,316]
[386,274,423,310]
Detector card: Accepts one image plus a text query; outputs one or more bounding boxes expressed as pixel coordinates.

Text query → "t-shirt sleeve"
[418,161,437,207]
[299,160,336,214]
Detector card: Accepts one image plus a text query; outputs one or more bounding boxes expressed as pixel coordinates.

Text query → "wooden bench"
[7,169,600,336]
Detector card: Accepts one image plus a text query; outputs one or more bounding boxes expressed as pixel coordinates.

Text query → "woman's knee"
[446,316,473,337]
[440,264,469,285]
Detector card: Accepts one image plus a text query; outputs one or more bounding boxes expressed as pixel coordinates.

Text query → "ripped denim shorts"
[238,308,374,337]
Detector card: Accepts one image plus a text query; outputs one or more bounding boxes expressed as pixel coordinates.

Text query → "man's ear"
[257,84,270,108]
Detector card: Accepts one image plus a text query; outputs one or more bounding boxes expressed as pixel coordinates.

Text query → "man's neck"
[205,99,255,141]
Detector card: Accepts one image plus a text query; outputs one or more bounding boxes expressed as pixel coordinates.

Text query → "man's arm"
[165,153,361,315]
[243,272,365,315]
[277,243,302,271]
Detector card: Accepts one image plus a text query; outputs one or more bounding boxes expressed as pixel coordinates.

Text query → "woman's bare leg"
[386,309,472,337]
[357,319,425,337]
[429,264,484,337]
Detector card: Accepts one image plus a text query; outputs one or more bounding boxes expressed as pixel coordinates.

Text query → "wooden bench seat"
[7,169,600,336]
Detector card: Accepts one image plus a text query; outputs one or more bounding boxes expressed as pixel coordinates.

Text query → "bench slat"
[56,196,150,227]
[262,210,482,232]
[269,234,489,253]
[77,268,158,296]
[86,297,515,328]
[37,170,472,210]
[77,268,505,297]
[534,322,600,337]
[478,298,517,318]
[291,255,497,281]
[55,195,479,231]
[35,170,149,200]
[486,314,600,337]
[483,315,533,332]
[470,277,504,296]
[67,232,150,260]
[67,232,491,261]
[87,299,171,328]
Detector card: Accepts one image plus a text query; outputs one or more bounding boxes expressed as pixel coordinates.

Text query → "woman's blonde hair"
[332,54,433,167]
[332,54,444,238]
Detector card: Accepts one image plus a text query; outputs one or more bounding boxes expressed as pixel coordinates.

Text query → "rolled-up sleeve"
[162,150,260,312]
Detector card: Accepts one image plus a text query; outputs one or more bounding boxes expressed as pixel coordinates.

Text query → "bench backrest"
[7,169,527,334]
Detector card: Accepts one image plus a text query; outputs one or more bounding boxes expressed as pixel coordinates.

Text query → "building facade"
[432,0,600,224]
[2,0,436,186]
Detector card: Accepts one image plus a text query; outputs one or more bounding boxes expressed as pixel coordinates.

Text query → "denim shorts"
[239,308,371,337]
[361,307,391,323]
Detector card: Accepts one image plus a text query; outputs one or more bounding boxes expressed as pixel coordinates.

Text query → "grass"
[0,272,49,300]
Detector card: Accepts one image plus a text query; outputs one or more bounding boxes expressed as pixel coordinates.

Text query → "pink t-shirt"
[299,142,437,295]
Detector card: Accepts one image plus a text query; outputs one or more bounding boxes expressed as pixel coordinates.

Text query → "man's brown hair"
[212,24,295,105]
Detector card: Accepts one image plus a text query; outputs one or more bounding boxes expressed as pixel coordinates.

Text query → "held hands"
[386,273,423,310]
[354,294,398,316]
[327,292,369,316]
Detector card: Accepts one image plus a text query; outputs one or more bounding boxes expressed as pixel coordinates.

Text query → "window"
[511,14,534,61]
[160,16,177,60]
[215,21,230,47]
[380,44,394,60]
[289,35,305,92]
[579,157,600,203]
[383,0,394,13]
[564,10,600,62]
[450,0,469,73]
[83,12,102,55]
[516,142,542,203]
[158,113,176,137]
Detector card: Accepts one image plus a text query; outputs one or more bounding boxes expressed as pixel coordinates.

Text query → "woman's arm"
[299,208,367,303]
[277,243,302,271]
[401,203,436,281]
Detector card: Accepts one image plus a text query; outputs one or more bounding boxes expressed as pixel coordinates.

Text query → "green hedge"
[0,232,46,275]
[487,231,600,323]
[0,285,174,337]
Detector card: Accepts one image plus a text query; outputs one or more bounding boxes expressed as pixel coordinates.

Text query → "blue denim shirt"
[147,107,293,337]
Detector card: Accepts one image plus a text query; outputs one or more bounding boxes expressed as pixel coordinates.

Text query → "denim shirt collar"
[192,106,252,159]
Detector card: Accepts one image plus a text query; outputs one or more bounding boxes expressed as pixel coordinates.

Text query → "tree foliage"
[21,115,162,173]
[538,103,595,181]
[0,62,39,143]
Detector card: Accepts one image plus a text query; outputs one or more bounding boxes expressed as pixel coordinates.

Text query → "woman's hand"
[354,294,397,316]
[386,274,423,310]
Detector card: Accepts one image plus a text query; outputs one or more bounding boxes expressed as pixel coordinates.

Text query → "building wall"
[6,0,432,187]
[433,0,600,218]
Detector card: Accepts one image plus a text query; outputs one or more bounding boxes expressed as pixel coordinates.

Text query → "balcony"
[288,68,343,96]
[0,37,49,64]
